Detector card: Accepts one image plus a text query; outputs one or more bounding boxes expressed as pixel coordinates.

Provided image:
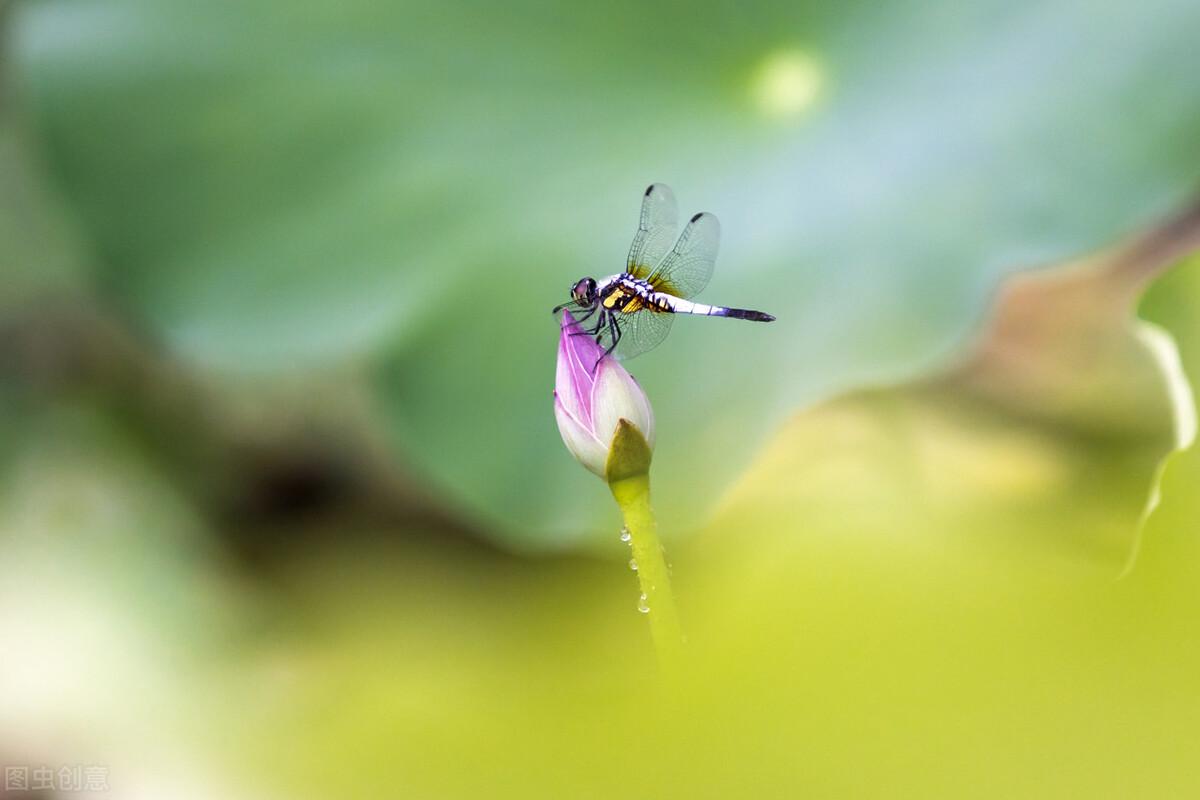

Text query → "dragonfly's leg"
[566,305,600,335]
[594,315,622,371]
[588,310,608,335]
[605,315,622,357]
[577,309,607,339]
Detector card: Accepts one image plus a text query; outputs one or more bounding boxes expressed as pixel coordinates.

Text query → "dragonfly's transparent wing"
[612,307,674,361]
[626,184,678,281]
[647,211,719,299]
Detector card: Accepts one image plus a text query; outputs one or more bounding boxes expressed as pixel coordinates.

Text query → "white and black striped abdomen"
[653,293,775,322]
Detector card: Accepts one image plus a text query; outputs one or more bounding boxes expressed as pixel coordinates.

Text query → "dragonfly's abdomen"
[663,296,775,322]
[718,307,776,321]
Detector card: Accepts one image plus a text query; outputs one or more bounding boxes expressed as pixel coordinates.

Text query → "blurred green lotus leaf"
[1129,252,1200,581]
[11,0,1200,545]
[0,46,83,313]
[710,220,1199,573]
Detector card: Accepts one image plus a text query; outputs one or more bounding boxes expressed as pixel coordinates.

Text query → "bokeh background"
[2,0,1200,797]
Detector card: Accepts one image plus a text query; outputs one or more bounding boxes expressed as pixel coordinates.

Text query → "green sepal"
[605,418,653,483]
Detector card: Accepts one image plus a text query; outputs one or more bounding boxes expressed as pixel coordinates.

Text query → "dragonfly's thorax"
[598,274,658,313]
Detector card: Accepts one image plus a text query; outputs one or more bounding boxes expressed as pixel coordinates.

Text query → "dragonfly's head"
[571,277,598,308]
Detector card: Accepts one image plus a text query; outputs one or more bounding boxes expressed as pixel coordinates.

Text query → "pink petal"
[555,310,606,428]
[553,392,608,478]
[591,357,656,450]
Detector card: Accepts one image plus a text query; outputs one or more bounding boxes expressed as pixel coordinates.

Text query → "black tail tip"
[724,308,775,322]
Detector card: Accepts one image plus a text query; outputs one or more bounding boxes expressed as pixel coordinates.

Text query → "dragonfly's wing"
[647,212,719,299]
[612,307,674,361]
[626,184,679,281]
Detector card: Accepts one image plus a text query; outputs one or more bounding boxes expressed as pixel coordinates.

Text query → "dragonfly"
[553,183,775,365]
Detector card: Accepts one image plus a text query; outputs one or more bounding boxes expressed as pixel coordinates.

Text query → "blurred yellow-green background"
[2,0,1200,797]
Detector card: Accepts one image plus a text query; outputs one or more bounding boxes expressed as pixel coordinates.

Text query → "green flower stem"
[606,419,683,672]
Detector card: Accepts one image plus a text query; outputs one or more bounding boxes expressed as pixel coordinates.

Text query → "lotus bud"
[553,311,655,478]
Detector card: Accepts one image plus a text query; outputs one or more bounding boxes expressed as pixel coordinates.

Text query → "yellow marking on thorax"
[605,279,663,314]
[601,286,627,310]
[620,296,645,314]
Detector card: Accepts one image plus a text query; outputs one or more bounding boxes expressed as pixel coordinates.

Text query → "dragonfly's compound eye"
[572,278,597,305]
